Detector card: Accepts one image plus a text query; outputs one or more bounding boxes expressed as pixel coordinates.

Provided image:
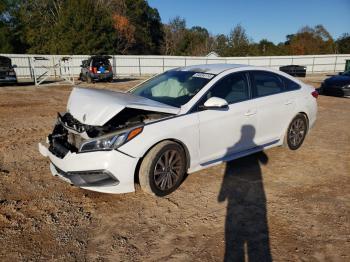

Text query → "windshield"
[131,70,214,107]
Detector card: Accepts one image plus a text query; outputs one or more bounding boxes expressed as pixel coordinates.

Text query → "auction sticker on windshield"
[192,73,215,79]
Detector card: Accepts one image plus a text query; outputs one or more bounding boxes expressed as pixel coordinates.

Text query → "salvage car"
[0,56,17,85]
[39,64,318,196]
[279,65,306,77]
[320,70,350,97]
[79,55,113,83]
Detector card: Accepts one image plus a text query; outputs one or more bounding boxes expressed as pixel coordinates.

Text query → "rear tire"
[139,141,186,196]
[285,114,308,150]
[87,74,92,83]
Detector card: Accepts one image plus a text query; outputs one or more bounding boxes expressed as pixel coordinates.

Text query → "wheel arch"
[133,138,191,183]
[298,111,309,132]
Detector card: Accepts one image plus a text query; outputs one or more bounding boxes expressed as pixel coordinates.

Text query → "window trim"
[248,70,301,99]
[192,71,252,112]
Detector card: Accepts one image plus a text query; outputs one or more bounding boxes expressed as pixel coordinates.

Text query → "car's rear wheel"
[286,114,308,150]
[139,141,186,196]
[87,74,92,83]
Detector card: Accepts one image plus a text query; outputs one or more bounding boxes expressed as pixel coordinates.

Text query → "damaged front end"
[48,108,173,159]
[39,87,178,193]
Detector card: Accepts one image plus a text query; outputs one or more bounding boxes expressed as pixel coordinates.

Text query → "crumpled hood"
[67,87,180,126]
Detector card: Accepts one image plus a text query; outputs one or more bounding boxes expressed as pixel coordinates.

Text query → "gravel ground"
[0,75,349,261]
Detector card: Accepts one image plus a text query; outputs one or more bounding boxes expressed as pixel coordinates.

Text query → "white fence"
[1,53,350,79]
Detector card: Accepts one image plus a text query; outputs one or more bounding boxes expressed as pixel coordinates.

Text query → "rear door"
[196,72,258,164]
[249,71,297,145]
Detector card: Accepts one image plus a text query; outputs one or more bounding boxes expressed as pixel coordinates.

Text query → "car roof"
[175,63,249,74]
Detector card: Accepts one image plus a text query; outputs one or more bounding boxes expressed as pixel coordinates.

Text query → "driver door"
[195,72,257,164]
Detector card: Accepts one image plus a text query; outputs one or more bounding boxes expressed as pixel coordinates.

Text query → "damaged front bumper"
[38,142,139,194]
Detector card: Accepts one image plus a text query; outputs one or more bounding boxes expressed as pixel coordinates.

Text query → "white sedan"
[39,64,318,196]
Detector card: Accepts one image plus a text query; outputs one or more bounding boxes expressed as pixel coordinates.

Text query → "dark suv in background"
[79,55,113,83]
[0,56,17,85]
[279,65,306,77]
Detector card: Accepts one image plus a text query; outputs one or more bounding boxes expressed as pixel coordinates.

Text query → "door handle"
[244,110,257,116]
[284,100,293,105]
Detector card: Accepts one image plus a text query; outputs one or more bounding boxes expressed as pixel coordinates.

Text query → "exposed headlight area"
[79,127,143,152]
[48,112,144,158]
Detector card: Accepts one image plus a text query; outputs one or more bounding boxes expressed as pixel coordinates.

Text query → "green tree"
[227,24,250,56]
[125,0,164,54]
[21,0,117,54]
[336,33,350,54]
[163,16,187,55]
[214,34,229,56]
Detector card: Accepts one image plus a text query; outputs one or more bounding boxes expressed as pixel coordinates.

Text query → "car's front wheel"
[286,114,308,150]
[139,141,186,196]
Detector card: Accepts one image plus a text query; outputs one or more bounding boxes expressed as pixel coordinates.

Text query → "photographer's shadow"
[218,125,272,262]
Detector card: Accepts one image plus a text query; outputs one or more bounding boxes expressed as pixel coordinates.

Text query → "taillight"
[89,67,97,73]
[311,90,319,98]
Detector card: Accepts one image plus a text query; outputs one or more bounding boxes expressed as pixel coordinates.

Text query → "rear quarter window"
[250,71,284,97]
[283,77,301,91]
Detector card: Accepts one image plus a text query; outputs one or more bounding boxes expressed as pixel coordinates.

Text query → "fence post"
[28,57,33,80]
[162,57,165,72]
[113,55,117,78]
[185,57,187,66]
[269,56,272,68]
[138,57,141,76]
[53,56,56,79]
[334,55,338,73]
[311,56,315,74]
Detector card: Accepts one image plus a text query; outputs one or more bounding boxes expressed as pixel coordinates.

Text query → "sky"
[148,0,350,43]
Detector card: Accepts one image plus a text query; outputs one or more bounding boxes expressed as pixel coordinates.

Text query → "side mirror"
[200,97,228,110]
[12,64,17,68]
[338,72,343,75]
[80,65,83,67]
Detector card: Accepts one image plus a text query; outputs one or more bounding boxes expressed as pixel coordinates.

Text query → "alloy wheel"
[153,149,183,191]
[288,118,306,148]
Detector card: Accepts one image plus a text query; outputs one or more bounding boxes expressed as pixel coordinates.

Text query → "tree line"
[0,0,349,56]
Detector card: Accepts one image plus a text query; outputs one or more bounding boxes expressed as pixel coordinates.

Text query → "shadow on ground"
[218,125,272,262]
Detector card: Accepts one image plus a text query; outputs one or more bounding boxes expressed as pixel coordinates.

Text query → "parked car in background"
[79,55,113,83]
[280,65,306,77]
[0,56,17,85]
[320,70,350,97]
[39,64,318,196]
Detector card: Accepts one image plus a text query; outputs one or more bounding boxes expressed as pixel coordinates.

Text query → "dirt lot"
[0,75,349,261]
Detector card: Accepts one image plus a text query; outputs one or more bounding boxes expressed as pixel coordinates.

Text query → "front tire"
[139,141,186,196]
[286,114,308,150]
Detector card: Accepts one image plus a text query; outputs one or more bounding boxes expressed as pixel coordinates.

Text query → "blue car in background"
[320,70,350,97]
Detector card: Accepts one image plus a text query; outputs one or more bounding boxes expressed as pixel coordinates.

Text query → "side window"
[251,71,284,97]
[283,77,301,91]
[205,73,250,104]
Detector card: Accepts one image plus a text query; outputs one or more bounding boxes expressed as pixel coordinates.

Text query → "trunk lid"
[67,87,179,126]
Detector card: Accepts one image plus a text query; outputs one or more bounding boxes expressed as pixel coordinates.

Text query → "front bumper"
[39,142,139,194]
